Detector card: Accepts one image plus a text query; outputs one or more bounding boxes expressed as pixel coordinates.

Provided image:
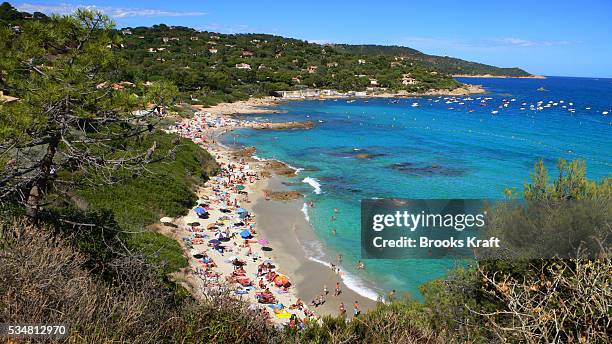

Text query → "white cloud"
[16,2,207,18]
[495,37,572,47]
[307,39,334,45]
[400,36,574,51]
[198,23,252,34]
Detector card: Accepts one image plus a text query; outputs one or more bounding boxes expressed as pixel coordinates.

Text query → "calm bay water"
[223,76,612,300]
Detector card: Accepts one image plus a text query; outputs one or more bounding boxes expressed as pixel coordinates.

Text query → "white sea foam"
[301,203,310,222]
[305,255,381,301]
[298,240,381,301]
[302,177,322,194]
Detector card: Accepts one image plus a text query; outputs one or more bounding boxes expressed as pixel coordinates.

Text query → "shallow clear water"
[223,76,612,300]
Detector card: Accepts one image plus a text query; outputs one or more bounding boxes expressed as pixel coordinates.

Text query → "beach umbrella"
[257,239,269,245]
[240,230,252,239]
[160,217,174,224]
[194,206,207,215]
[273,275,289,287]
[207,223,217,229]
[236,185,246,190]
[187,221,200,227]
[208,239,221,246]
[236,208,247,214]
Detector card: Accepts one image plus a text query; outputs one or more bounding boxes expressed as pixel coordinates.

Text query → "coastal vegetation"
[116,27,461,105]
[0,4,609,344]
[1,2,529,107]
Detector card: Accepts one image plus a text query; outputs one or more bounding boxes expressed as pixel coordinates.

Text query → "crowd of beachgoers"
[164,112,360,327]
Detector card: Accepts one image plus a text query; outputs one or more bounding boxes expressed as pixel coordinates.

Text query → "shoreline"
[189,84,486,116]
[162,110,378,325]
[252,174,378,317]
[192,97,284,115]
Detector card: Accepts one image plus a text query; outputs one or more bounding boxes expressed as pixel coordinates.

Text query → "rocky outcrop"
[232,146,257,158]
[245,121,315,130]
[263,160,297,176]
[263,190,303,201]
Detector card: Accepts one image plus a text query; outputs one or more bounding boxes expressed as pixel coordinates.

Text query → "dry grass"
[0,218,276,343]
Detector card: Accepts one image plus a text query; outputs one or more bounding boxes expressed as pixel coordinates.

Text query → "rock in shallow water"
[388,162,467,177]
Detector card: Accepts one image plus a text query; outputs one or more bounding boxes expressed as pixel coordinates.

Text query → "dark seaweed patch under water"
[326,148,387,160]
[388,162,468,177]
[318,176,362,193]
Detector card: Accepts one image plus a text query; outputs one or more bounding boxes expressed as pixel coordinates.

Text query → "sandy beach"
[252,175,377,318]
[161,105,377,327]
[191,97,284,115]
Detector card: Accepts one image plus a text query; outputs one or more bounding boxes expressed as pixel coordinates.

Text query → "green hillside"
[117,26,461,105]
[333,44,532,77]
[1,1,532,108]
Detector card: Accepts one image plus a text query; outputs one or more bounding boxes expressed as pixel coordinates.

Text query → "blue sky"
[14,0,612,77]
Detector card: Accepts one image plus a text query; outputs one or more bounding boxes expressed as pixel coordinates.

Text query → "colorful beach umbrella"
[236,208,247,213]
[236,185,246,190]
[240,230,251,239]
[208,239,221,246]
[194,206,207,215]
[273,275,289,287]
[257,239,269,245]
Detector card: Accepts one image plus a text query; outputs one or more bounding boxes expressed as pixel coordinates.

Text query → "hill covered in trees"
[1,2,532,107]
[117,26,461,105]
[332,44,532,77]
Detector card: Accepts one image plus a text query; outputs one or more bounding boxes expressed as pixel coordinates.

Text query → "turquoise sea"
[223,76,612,300]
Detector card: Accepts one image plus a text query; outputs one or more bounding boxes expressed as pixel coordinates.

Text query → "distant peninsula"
[332,44,534,77]
[452,74,546,79]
